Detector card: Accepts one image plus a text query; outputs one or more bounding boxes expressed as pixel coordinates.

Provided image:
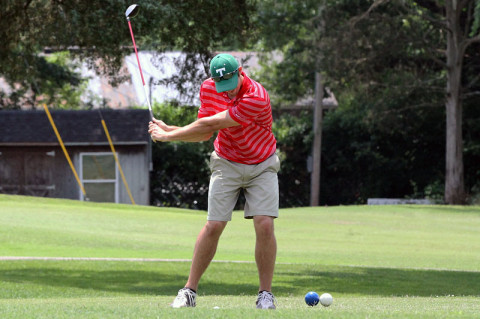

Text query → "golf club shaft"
[127,19,154,120]
[127,20,145,86]
[142,84,154,120]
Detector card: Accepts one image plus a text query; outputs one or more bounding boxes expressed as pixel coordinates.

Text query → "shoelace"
[258,292,276,306]
[181,289,196,305]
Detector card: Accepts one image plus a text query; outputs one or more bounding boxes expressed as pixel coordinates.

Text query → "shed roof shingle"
[0,109,150,145]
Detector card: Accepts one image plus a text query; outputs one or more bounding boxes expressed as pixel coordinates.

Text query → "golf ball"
[320,293,333,307]
[304,291,320,306]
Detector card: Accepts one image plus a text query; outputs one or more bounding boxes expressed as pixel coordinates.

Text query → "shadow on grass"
[273,264,480,297]
[0,261,479,298]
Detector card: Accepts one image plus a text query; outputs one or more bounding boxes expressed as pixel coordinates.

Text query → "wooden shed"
[0,109,151,205]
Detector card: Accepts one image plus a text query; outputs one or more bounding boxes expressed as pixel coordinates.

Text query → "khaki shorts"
[207,151,280,221]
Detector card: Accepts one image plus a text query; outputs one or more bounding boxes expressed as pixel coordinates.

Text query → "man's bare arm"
[148,110,240,142]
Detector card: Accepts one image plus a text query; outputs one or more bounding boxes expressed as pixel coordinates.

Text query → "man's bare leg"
[185,220,227,291]
[253,216,277,292]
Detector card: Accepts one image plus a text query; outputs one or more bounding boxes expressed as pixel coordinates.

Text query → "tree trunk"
[444,0,465,204]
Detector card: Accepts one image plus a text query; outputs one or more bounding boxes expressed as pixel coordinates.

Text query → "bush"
[149,103,213,209]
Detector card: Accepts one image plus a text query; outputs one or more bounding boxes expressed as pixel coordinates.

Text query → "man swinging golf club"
[148,53,280,309]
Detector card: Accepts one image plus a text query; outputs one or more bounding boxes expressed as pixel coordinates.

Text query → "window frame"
[79,152,119,203]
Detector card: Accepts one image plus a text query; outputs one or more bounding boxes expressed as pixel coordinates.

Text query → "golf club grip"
[148,105,156,143]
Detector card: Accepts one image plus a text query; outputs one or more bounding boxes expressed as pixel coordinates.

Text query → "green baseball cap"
[210,53,239,93]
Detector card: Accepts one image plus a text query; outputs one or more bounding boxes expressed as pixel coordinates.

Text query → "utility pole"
[310,3,326,206]
[310,72,324,206]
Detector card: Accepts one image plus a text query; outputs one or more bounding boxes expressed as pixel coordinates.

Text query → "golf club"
[125,4,154,121]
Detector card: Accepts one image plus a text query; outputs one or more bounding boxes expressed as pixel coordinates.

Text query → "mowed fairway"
[0,194,479,318]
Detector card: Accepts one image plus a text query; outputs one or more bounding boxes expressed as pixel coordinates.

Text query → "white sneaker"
[171,287,197,308]
[256,291,276,309]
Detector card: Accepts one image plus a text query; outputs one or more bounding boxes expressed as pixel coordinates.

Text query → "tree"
[360,0,480,204]
[0,0,254,109]
[441,0,480,204]
[336,0,480,204]
[253,0,480,205]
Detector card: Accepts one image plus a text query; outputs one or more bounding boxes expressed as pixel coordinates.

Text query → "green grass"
[1,194,480,318]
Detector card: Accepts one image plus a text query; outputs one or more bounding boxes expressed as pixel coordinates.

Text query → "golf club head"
[125,4,139,19]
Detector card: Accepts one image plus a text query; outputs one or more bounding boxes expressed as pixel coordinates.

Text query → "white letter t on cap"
[216,68,226,76]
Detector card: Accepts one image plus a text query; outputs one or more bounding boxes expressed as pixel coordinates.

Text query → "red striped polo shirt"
[198,71,276,165]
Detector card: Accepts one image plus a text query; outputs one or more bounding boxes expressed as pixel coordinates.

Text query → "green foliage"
[251,0,480,204]
[152,101,200,126]
[254,51,315,106]
[320,85,446,204]
[150,103,213,209]
[470,0,480,36]
[269,79,448,206]
[147,92,450,207]
[251,0,319,105]
[40,52,89,109]
[0,0,254,109]
[0,51,87,109]
[139,1,480,206]
[273,111,313,207]
[423,180,446,204]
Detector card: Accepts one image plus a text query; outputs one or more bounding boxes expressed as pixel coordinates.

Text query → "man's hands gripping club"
[148,110,240,143]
